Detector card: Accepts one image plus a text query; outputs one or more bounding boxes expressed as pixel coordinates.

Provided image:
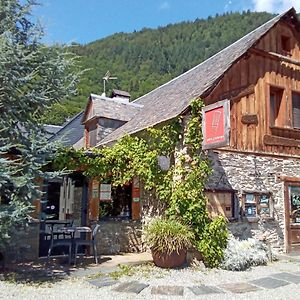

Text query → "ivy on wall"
[54,99,228,267]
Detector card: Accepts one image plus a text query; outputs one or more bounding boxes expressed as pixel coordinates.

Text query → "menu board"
[100,184,112,201]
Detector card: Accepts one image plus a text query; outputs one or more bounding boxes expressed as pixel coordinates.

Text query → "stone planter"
[151,248,186,268]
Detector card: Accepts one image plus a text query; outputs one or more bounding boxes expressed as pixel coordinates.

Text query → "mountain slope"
[42,11,274,125]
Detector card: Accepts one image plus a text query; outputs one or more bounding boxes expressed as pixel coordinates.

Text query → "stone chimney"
[111,89,131,102]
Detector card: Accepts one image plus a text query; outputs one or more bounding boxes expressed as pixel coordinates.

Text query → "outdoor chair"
[47,227,73,265]
[74,224,101,265]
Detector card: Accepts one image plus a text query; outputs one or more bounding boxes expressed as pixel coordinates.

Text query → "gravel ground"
[0,259,299,300]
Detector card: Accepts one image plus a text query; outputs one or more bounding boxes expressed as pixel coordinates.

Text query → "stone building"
[6,8,300,263]
[94,8,300,253]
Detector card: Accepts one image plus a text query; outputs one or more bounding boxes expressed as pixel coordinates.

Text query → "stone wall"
[96,219,142,254]
[207,150,300,251]
[3,220,40,264]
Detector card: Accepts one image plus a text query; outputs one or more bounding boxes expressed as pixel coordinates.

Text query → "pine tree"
[0,0,78,251]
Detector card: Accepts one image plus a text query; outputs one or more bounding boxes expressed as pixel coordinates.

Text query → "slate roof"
[98,8,299,146]
[49,111,84,147]
[43,124,63,139]
[83,94,142,123]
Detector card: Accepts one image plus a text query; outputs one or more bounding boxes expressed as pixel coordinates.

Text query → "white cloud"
[224,0,233,11]
[159,1,171,11]
[252,0,300,13]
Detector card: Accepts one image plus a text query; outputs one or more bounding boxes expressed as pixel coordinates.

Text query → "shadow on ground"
[0,256,112,284]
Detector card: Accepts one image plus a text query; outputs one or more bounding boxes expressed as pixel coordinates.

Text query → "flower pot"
[151,248,186,268]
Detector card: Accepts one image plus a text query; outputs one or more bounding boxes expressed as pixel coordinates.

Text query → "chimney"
[111,89,131,102]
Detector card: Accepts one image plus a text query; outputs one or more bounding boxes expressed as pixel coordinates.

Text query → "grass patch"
[108,263,169,280]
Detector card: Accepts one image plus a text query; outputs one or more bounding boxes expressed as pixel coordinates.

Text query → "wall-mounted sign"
[92,180,99,199]
[132,177,140,203]
[100,183,112,201]
[202,99,230,150]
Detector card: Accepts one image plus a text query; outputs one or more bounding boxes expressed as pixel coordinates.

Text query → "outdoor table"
[47,226,93,264]
[45,219,73,232]
[57,226,92,238]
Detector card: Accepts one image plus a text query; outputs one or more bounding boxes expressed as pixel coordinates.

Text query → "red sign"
[204,106,225,144]
[202,99,230,150]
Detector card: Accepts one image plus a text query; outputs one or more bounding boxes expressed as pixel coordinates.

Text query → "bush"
[143,218,194,255]
[197,216,228,268]
[221,236,270,271]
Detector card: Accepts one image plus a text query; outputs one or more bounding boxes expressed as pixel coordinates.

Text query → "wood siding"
[205,21,300,156]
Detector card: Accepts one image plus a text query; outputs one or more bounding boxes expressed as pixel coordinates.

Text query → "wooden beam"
[219,84,255,102]
[241,114,258,125]
[278,175,300,182]
[250,48,300,68]
[264,134,300,148]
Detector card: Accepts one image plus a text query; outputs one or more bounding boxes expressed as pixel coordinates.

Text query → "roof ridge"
[91,93,143,108]
[132,8,294,105]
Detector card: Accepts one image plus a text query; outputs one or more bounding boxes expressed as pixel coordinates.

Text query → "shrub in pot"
[144,218,194,268]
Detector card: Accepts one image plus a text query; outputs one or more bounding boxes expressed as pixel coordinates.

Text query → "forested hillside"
[43,11,275,125]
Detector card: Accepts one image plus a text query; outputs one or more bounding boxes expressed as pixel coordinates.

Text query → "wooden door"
[285,182,300,252]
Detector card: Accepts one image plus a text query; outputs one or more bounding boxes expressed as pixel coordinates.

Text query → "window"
[292,92,300,129]
[289,186,300,224]
[206,191,236,220]
[243,193,272,219]
[269,87,284,127]
[281,35,291,54]
[99,184,133,219]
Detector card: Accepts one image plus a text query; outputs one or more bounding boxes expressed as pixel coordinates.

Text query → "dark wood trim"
[241,114,258,125]
[219,84,255,102]
[250,48,300,67]
[263,134,300,147]
[215,147,300,160]
[284,181,291,252]
[282,180,300,252]
[278,176,300,182]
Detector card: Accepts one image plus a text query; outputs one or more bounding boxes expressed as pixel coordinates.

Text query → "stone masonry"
[207,150,300,251]
[96,219,142,254]
[3,220,40,264]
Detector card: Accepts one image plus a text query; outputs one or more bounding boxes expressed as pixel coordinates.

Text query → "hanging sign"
[202,99,230,150]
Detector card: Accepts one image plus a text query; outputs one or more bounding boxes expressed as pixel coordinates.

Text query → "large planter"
[151,248,186,268]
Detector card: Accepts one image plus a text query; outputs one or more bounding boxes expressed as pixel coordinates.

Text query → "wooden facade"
[206,21,300,156]
[204,19,300,252]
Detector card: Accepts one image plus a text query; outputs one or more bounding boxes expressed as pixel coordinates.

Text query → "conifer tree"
[0,0,78,250]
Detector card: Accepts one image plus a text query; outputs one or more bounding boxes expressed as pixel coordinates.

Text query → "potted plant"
[144,218,194,268]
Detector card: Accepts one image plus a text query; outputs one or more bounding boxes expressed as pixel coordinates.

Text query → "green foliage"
[197,216,228,268]
[144,218,194,255]
[55,121,180,202]
[55,99,228,267]
[165,99,228,267]
[0,0,78,251]
[42,11,274,124]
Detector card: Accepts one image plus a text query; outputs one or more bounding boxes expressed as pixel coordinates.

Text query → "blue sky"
[32,0,300,45]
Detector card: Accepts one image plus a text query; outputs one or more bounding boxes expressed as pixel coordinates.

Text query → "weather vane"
[102,70,117,96]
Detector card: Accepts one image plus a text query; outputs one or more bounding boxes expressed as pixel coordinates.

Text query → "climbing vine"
[54,99,228,267]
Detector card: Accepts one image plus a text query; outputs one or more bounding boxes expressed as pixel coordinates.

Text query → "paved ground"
[1,252,300,299]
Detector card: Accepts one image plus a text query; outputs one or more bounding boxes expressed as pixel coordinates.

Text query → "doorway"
[284,182,300,252]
